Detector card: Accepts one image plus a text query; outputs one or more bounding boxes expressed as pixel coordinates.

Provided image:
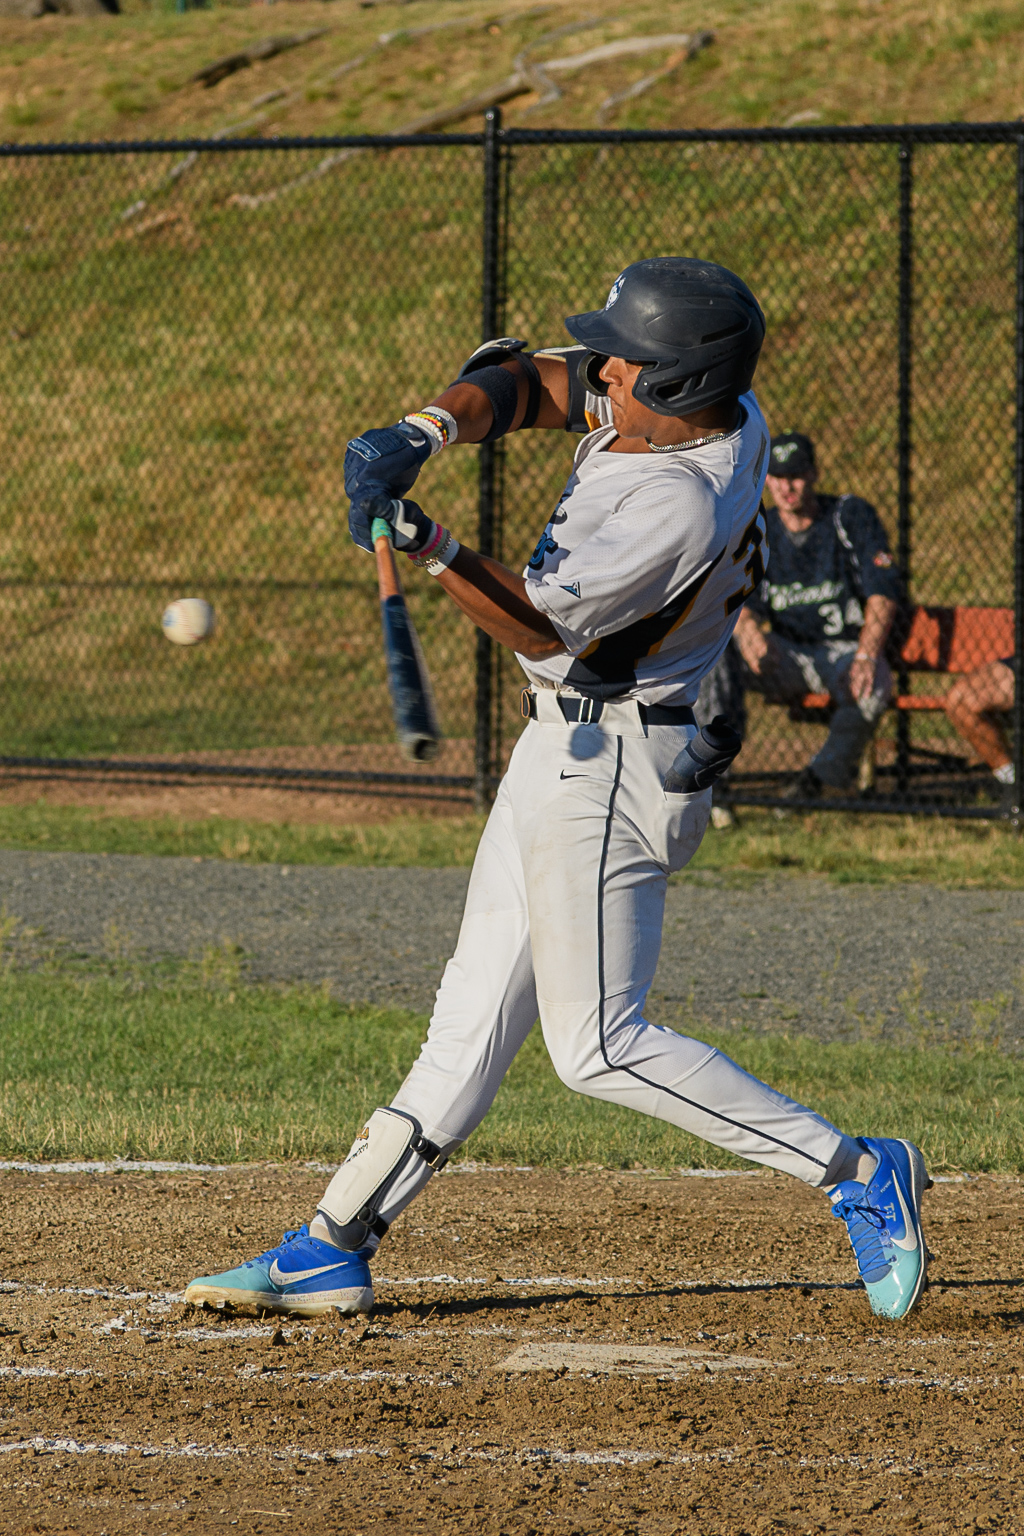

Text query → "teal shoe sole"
[184,1278,374,1318]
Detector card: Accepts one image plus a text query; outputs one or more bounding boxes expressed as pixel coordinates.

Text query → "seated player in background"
[732,432,900,800]
[944,656,1017,814]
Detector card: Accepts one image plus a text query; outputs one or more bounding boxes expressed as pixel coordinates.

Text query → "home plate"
[497,1342,782,1377]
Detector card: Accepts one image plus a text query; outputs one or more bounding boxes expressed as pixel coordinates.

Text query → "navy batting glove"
[348,490,436,556]
[344,422,432,501]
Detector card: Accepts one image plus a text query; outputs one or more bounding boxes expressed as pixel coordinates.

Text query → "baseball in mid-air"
[162,598,216,647]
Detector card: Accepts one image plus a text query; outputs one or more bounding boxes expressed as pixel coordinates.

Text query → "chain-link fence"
[2,121,1022,817]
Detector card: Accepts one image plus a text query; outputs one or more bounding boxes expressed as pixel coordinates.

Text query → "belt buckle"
[577,696,594,725]
[521,688,533,720]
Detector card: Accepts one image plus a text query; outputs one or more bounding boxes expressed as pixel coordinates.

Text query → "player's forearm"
[435,546,567,659]
[427,355,569,443]
[856,595,897,657]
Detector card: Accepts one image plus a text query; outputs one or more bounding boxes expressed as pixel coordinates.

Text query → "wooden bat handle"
[372,516,402,601]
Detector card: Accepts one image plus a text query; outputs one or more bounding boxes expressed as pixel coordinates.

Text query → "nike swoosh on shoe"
[267,1260,348,1286]
[889,1180,920,1253]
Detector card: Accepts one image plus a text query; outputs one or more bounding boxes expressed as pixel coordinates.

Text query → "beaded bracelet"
[405,407,458,455]
[411,525,460,575]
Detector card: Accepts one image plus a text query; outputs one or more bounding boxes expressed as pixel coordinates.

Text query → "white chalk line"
[1,1278,181,1304]
[377,1273,632,1288]
[4,1354,1007,1396]
[0,1435,992,1480]
[0,1275,634,1308]
[0,1159,241,1176]
[0,1160,767,1179]
[0,1365,97,1380]
[3,1160,980,1181]
[42,1307,1024,1397]
[0,1435,387,1464]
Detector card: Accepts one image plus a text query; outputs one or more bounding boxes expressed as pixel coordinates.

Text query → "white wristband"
[404,407,458,455]
[423,532,460,576]
[410,525,460,574]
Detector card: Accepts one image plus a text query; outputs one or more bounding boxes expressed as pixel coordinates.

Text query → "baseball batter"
[186,258,930,1322]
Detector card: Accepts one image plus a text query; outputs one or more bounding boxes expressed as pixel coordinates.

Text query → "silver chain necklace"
[647,431,727,454]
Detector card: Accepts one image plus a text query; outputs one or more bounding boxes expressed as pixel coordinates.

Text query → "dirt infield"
[0,743,478,828]
[0,1165,1021,1534]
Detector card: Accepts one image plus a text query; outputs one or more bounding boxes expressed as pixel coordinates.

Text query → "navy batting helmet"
[564,257,765,418]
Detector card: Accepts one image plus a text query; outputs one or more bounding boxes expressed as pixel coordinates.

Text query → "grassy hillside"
[0,0,1023,145]
[0,0,1019,768]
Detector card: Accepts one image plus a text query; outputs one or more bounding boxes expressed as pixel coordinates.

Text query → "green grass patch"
[684,808,1024,888]
[0,801,486,867]
[0,957,1020,1172]
[1,800,1022,886]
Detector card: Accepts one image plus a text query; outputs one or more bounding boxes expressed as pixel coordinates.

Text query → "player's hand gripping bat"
[372,517,441,763]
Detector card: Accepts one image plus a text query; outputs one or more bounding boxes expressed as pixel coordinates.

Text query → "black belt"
[521,689,695,728]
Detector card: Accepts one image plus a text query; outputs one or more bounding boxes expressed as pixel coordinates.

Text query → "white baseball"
[162,598,216,647]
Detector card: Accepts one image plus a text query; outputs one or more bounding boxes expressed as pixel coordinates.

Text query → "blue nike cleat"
[184,1226,374,1318]
[830,1137,931,1320]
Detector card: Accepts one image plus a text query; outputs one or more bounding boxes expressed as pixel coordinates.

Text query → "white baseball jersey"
[519,389,770,706]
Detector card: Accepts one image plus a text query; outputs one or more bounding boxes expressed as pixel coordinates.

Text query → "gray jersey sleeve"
[524,467,722,654]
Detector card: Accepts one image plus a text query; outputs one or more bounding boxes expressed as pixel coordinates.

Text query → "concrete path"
[2,850,1021,1041]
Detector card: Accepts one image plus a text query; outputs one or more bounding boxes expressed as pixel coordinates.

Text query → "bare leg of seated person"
[944,660,1016,801]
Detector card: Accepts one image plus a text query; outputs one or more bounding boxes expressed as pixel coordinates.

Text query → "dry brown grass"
[1,0,1024,145]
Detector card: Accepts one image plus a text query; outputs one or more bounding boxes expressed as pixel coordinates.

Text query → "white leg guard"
[312,1107,453,1252]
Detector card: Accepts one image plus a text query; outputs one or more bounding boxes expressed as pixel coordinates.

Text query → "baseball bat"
[372,517,441,763]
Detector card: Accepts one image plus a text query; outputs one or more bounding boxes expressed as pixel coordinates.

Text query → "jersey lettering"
[528,531,561,571]
[818,602,844,637]
[565,547,726,700]
[724,507,768,616]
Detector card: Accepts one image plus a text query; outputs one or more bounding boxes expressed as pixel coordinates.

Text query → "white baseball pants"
[340,695,846,1229]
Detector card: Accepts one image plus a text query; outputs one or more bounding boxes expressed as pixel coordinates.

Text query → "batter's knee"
[545,1043,606,1098]
[538,1009,610,1098]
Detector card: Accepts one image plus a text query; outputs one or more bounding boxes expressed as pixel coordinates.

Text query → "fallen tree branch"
[596,31,715,125]
[544,33,705,74]
[398,75,532,134]
[511,17,603,113]
[596,53,687,126]
[406,29,714,132]
[120,91,291,222]
[191,28,330,89]
[226,26,716,209]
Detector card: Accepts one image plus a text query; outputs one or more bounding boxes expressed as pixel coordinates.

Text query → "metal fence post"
[895,138,914,797]
[475,106,506,811]
[1013,133,1024,830]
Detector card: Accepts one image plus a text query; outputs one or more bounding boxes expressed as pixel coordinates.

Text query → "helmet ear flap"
[579,351,610,396]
